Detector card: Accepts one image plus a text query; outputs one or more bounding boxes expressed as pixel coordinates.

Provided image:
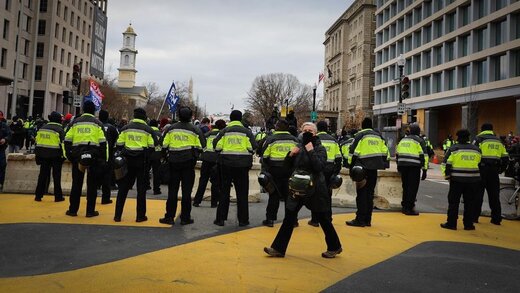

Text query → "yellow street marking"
[0,194,173,228]
[0,210,518,292]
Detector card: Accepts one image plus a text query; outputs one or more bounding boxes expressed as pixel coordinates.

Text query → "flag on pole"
[165,81,180,114]
[318,72,325,85]
[83,79,104,111]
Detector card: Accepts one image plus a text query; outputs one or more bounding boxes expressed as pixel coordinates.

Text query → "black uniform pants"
[311,171,334,223]
[216,165,249,224]
[35,158,63,199]
[355,169,378,224]
[475,166,501,223]
[271,203,341,255]
[266,166,291,221]
[115,158,148,219]
[446,180,479,228]
[149,159,162,193]
[100,158,114,202]
[69,162,99,214]
[193,161,219,206]
[400,166,421,210]
[165,160,195,221]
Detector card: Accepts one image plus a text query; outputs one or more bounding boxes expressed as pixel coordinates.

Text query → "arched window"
[125,36,131,46]
[124,55,129,66]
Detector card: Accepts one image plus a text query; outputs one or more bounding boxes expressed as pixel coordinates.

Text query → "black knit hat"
[83,100,96,115]
[230,110,242,122]
[48,111,62,123]
[133,107,147,120]
[178,107,192,122]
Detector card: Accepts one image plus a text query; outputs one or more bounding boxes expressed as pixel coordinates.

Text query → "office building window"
[513,50,520,77]
[70,12,74,26]
[5,0,10,11]
[423,76,431,95]
[75,36,78,49]
[54,23,58,38]
[515,13,520,39]
[0,48,6,68]
[53,45,57,61]
[389,86,395,102]
[495,0,506,11]
[424,25,431,44]
[413,79,421,97]
[433,0,443,12]
[405,12,412,29]
[446,41,455,62]
[67,52,71,66]
[405,58,412,75]
[476,59,487,84]
[35,65,42,80]
[423,50,431,69]
[434,46,442,66]
[475,27,488,52]
[51,67,56,83]
[23,39,30,56]
[461,65,470,87]
[492,54,507,81]
[36,42,44,57]
[56,1,60,16]
[397,40,403,55]
[39,0,47,12]
[446,69,455,90]
[21,63,28,79]
[397,18,404,35]
[475,0,488,20]
[433,72,442,93]
[389,45,395,60]
[405,35,412,51]
[413,54,421,73]
[446,13,455,33]
[64,6,68,21]
[459,34,469,57]
[494,19,507,46]
[69,32,73,46]
[59,70,63,85]
[62,28,66,42]
[3,19,9,40]
[423,0,432,18]
[24,15,32,32]
[414,30,421,48]
[461,5,470,27]
[38,20,45,35]
[434,19,443,38]
[414,7,422,25]
[60,48,64,64]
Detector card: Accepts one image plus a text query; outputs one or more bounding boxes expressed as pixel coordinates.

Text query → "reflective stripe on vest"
[117,119,155,151]
[477,131,508,160]
[263,132,298,161]
[35,123,61,149]
[215,121,253,154]
[163,128,201,151]
[64,114,105,146]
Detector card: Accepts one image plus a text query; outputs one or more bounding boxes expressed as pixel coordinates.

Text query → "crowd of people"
[0,103,514,258]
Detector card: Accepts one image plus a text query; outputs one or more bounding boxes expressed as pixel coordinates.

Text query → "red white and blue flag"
[84,79,104,111]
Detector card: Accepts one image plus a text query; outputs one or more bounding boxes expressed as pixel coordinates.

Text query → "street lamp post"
[312,83,317,122]
[396,54,406,141]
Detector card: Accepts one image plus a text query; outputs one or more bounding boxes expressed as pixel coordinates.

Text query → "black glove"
[421,169,427,180]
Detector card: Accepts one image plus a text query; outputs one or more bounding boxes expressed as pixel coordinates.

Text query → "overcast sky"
[104,0,354,114]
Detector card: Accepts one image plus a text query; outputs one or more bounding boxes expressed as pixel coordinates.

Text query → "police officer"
[346,118,389,227]
[23,116,35,151]
[441,129,481,230]
[98,109,119,204]
[260,119,299,227]
[193,119,226,207]
[255,127,267,142]
[308,121,342,226]
[64,101,107,217]
[213,110,257,226]
[473,123,508,225]
[443,135,454,154]
[34,111,65,202]
[159,107,205,226]
[148,119,163,195]
[114,108,157,222]
[396,124,428,216]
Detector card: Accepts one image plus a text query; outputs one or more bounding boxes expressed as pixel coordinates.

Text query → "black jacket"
[0,121,11,151]
[9,120,25,147]
[284,137,330,213]
[103,122,119,160]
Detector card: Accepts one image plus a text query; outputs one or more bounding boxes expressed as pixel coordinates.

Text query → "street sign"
[73,95,82,107]
[311,111,317,121]
[397,102,405,115]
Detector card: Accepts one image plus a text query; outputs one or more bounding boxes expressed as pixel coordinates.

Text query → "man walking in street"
[193,119,226,208]
[34,111,65,202]
[213,110,257,226]
[64,101,107,218]
[159,107,205,226]
[473,123,508,225]
[259,119,299,227]
[396,124,429,216]
[308,121,342,226]
[346,118,389,227]
[441,129,481,230]
[114,108,157,222]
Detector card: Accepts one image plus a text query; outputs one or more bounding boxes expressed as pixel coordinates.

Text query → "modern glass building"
[373,0,520,146]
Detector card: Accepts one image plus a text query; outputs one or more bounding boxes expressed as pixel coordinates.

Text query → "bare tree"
[245,73,312,127]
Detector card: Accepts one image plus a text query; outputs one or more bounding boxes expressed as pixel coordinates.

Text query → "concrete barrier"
[3,154,404,210]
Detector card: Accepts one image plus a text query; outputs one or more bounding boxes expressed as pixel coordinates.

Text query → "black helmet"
[113,156,128,180]
[350,166,366,182]
[289,170,315,198]
[258,171,276,194]
[329,174,343,189]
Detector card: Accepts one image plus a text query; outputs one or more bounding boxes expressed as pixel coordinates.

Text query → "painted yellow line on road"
[1,212,519,292]
[0,194,173,228]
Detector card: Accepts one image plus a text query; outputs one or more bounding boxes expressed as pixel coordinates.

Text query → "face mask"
[302,132,314,145]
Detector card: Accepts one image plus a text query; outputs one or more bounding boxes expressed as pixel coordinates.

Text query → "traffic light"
[72,63,81,93]
[407,109,417,124]
[401,76,410,100]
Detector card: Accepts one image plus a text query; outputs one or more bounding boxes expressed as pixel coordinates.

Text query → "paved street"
[1,166,519,292]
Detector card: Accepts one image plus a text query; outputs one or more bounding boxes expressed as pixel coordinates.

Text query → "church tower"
[118,24,138,88]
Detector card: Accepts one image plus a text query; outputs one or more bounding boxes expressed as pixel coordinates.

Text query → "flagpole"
[156,80,173,121]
